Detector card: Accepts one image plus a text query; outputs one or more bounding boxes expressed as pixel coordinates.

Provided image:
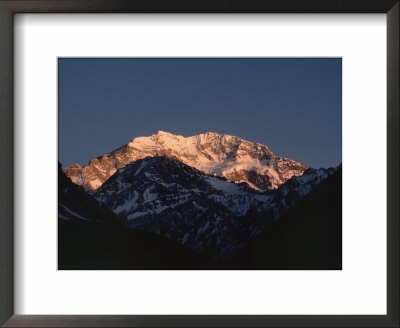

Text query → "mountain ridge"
[64,131,307,191]
[92,155,337,257]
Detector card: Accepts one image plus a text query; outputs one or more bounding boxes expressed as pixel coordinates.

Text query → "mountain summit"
[64,131,307,191]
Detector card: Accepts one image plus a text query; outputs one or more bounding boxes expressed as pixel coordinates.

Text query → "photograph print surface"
[58,58,342,270]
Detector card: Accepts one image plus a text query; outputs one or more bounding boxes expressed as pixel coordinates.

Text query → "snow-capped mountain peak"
[64,131,307,191]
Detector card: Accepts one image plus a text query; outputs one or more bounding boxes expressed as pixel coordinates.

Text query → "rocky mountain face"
[64,131,307,191]
[92,156,336,258]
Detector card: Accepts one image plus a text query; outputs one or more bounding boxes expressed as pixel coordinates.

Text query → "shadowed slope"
[222,167,342,269]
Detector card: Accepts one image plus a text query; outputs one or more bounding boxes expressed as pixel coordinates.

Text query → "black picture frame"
[0,1,398,327]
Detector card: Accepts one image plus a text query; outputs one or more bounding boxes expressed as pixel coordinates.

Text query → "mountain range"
[60,131,340,265]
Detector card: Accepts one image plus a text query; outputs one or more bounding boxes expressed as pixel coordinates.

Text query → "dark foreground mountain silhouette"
[222,166,342,269]
[58,162,215,269]
[58,161,341,269]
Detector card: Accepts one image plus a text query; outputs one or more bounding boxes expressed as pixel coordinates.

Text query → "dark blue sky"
[59,58,341,169]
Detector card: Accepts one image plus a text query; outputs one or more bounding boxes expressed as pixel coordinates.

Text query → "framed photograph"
[0,1,398,327]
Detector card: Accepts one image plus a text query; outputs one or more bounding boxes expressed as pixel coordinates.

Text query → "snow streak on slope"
[64,131,307,191]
